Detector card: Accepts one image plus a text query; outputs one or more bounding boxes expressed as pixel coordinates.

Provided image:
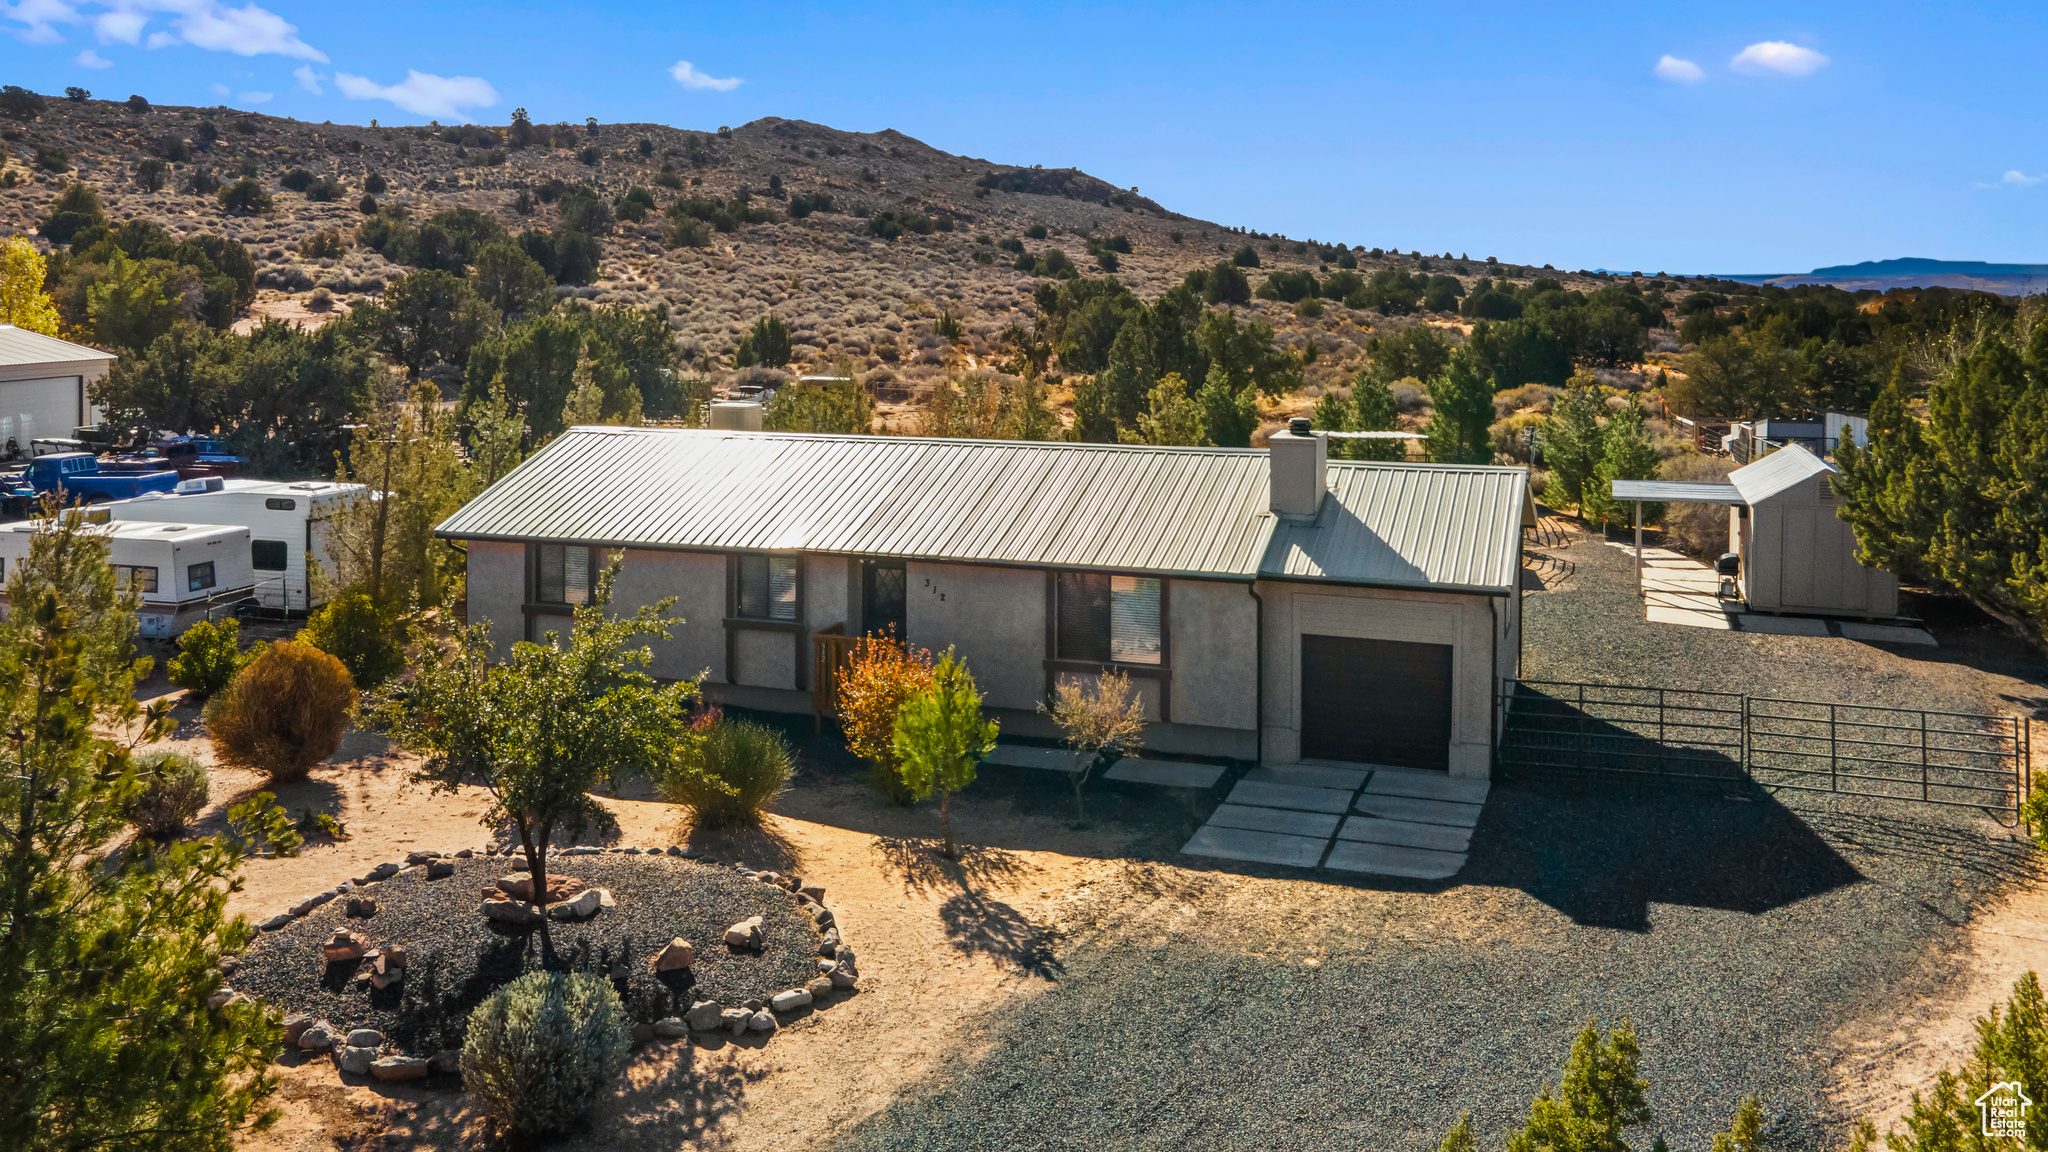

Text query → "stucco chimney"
[709,400,764,431]
[1268,416,1326,520]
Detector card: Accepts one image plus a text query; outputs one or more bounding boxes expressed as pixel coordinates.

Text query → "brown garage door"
[1299,635,1454,771]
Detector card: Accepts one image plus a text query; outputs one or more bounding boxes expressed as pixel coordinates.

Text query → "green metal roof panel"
[437,428,1529,592]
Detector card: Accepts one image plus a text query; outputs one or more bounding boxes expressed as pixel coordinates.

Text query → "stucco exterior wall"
[611,548,726,682]
[465,540,525,658]
[905,561,1045,711]
[1169,578,1258,732]
[1257,581,1502,778]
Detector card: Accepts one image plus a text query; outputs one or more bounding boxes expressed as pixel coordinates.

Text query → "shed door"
[0,376,81,449]
[1299,634,1454,771]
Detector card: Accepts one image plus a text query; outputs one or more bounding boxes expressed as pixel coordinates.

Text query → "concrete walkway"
[1608,542,1937,645]
[1181,765,1489,879]
[983,744,1228,789]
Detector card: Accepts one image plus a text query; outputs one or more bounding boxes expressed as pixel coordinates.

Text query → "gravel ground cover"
[235,856,821,1054]
[826,782,2040,1152]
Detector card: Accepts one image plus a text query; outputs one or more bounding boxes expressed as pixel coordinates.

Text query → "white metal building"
[0,520,255,638]
[0,325,112,456]
[438,425,1534,778]
[103,479,364,613]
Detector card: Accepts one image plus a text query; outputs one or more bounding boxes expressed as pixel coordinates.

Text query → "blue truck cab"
[5,452,181,511]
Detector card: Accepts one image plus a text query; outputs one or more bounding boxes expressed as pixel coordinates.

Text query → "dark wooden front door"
[1299,634,1454,771]
[861,559,907,639]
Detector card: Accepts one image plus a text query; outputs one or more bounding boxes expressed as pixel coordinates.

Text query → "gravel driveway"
[820,518,2046,1152]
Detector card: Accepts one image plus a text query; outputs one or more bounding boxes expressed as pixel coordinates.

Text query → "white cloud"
[292,62,321,94]
[143,27,173,47]
[335,69,498,119]
[669,59,740,92]
[1975,170,2045,190]
[172,1,323,60]
[4,0,78,44]
[1731,40,1828,77]
[73,45,109,65]
[235,88,269,103]
[209,80,227,95]
[1653,55,1703,83]
[93,8,141,42]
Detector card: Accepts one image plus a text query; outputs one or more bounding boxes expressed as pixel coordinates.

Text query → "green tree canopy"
[890,649,998,859]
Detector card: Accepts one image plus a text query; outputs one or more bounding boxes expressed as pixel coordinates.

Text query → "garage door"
[1300,634,1454,771]
[0,377,82,450]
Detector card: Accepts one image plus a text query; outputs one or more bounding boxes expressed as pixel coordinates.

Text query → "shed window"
[737,554,799,620]
[1056,572,1161,665]
[116,565,159,593]
[252,539,288,571]
[186,561,216,592]
[536,544,590,606]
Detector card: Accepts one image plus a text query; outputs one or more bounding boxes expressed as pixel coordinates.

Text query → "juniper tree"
[891,649,998,859]
[1541,382,1606,513]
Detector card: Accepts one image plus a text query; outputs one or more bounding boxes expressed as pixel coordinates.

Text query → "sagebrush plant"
[168,617,250,699]
[658,718,793,828]
[127,750,210,838]
[205,640,357,782]
[835,631,934,805]
[461,970,630,1138]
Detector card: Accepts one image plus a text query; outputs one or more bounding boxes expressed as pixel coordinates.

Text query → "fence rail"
[1497,678,2030,824]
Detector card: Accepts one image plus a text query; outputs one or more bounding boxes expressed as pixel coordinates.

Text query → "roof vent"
[1269,418,1327,520]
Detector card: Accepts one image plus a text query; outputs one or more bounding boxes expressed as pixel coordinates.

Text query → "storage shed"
[1611,444,1898,619]
[0,325,112,457]
[0,519,255,638]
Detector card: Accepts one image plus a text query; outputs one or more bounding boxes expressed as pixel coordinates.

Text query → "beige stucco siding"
[1168,578,1258,731]
[465,540,525,656]
[611,548,725,682]
[905,561,1045,711]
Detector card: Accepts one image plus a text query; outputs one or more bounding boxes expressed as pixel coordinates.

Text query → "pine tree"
[0,511,298,1152]
[1833,363,1937,583]
[465,376,530,488]
[1502,1019,1653,1152]
[1070,375,1118,443]
[1129,373,1204,445]
[1541,382,1606,513]
[0,236,61,336]
[1422,348,1495,464]
[890,649,999,859]
[559,342,607,427]
[1349,369,1407,461]
[1098,315,1159,429]
[1196,362,1258,447]
[1583,397,1663,529]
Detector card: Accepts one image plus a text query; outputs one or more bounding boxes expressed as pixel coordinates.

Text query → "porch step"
[1322,840,1467,880]
[1363,768,1490,806]
[1180,825,1331,869]
[1205,804,1343,838]
[1104,758,1227,789]
[1244,764,1370,791]
[1351,793,1486,828]
[1336,815,1473,853]
[1224,779,1355,814]
[984,745,1090,774]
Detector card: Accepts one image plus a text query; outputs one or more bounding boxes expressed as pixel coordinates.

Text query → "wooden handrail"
[811,623,854,729]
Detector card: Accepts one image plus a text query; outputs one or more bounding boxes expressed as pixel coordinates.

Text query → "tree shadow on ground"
[870,837,1031,894]
[937,887,1065,980]
[675,817,806,876]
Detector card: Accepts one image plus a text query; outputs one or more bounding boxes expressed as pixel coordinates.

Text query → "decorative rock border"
[220,845,860,1080]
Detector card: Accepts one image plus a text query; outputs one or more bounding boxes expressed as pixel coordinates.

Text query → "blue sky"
[5,1,2043,273]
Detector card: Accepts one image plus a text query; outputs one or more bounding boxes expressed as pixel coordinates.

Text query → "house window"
[252,539,288,571]
[1056,572,1161,665]
[536,543,591,605]
[186,561,216,592]
[736,554,799,620]
[115,565,159,593]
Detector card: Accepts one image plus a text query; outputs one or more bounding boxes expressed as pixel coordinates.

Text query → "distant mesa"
[1722,258,2048,296]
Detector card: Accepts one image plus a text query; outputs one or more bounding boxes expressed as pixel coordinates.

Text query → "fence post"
[1830,703,1839,794]
[1920,711,1928,804]
[1577,682,1587,773]
[1741,695,1751,780]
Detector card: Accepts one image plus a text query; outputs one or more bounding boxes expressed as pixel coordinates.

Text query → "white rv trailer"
[0,519,256,639]
[104,478,364,613]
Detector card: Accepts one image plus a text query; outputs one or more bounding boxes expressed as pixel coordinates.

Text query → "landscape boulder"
[429,1050,461,1075]
[320,930,368,964]
[364,862,401,882]
[747,1010,776,1033]
[653,1017,690,1039]
[370,1056,429,1082]
[770,988,813,1013]
[819,927,841,956]
[798,885,826,902]
[335,1046,377,1075]
[289,891,336,917]
[425,859,455,879]
[346,1028,384,1048]
[257,914,289,932]
[549,888,602,920]
[830,949,859,988]
[207,986,235,1010]
[654,938,696,972]
[686,1001,724,1031]
[282,1013,317,1045]
[481,894,544,926]
[296,1022,335,1052]
[404,851,437,865]
[806,976,835,999]
[724,916,765,949]
[496,873,584,903]
[345,896,377,918]
[721,1007,751,1036]
[371,948,406,989]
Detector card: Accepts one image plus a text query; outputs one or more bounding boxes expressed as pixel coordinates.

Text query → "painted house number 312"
[922,577,945,602]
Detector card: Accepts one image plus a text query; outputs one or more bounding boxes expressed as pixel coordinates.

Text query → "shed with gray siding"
[440,426,1533,778]
[1727,445,1897,618]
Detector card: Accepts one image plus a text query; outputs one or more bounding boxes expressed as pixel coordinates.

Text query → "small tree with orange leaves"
[836,629,933,805]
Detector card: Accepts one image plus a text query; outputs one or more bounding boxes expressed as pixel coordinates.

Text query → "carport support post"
[1634,500,1644,597]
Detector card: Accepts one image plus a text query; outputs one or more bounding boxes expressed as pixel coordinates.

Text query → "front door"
[861,559,907,639]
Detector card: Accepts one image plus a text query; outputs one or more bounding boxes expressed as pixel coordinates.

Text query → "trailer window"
[265,498,296,511]
[186,562,216,593]
[535,543,590,606]
[115,565,158,593]
[252,540,288,571]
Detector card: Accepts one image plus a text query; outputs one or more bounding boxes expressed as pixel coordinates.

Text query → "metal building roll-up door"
[0,376,82,450]
[1299,634,1454,771]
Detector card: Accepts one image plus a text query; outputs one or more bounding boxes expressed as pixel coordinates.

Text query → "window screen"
[536,544,590,605]
[252,539,288,570]
[1057,573,1161,665]
[187,561,216,592]
[737,554,799,620]
[116,565,159,593]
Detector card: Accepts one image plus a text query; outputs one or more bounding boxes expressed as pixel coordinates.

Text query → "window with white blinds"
[1056,572,1161,665]
[536,543,591,605]
[737,554,799,620]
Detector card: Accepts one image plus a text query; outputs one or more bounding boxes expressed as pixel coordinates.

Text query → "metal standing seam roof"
[436,427,1531,593]
[1608,479,1745,505]
[1728,442,1834,504]
[0,325,116,367]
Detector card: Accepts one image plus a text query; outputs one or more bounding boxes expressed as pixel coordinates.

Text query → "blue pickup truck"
[3,452,180,512]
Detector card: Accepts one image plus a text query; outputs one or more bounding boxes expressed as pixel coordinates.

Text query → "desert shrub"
[1489,410,1546,463]
[577,145,600,166]
[306,177,344,202]
[218,178,272,214]
[307,287,333,311]
[133,157,167,192]
[1,85,47,120]
[299,228,346,259]
[184,166,220,196]
[364,172,388,194]
[34,147,68,172]
[1044,669,1146,821]
[1231,245,1260,267]
[297,589,405,687]
[1493,382,1557,419]
[168,618,250,699]
[869,210,936,239]
[127,751,210,838]
[658,718,793,828]
[462,970,630,1139]
[1025,224,1047,240]
[205,640,356,782]
[1390,378,1428,412]
[838,633,934,805]
[279,167,314,192]
[125,94,148,113]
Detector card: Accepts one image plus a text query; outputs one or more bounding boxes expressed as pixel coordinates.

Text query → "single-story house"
[0,325,113,456]
[437,423,1533,779]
